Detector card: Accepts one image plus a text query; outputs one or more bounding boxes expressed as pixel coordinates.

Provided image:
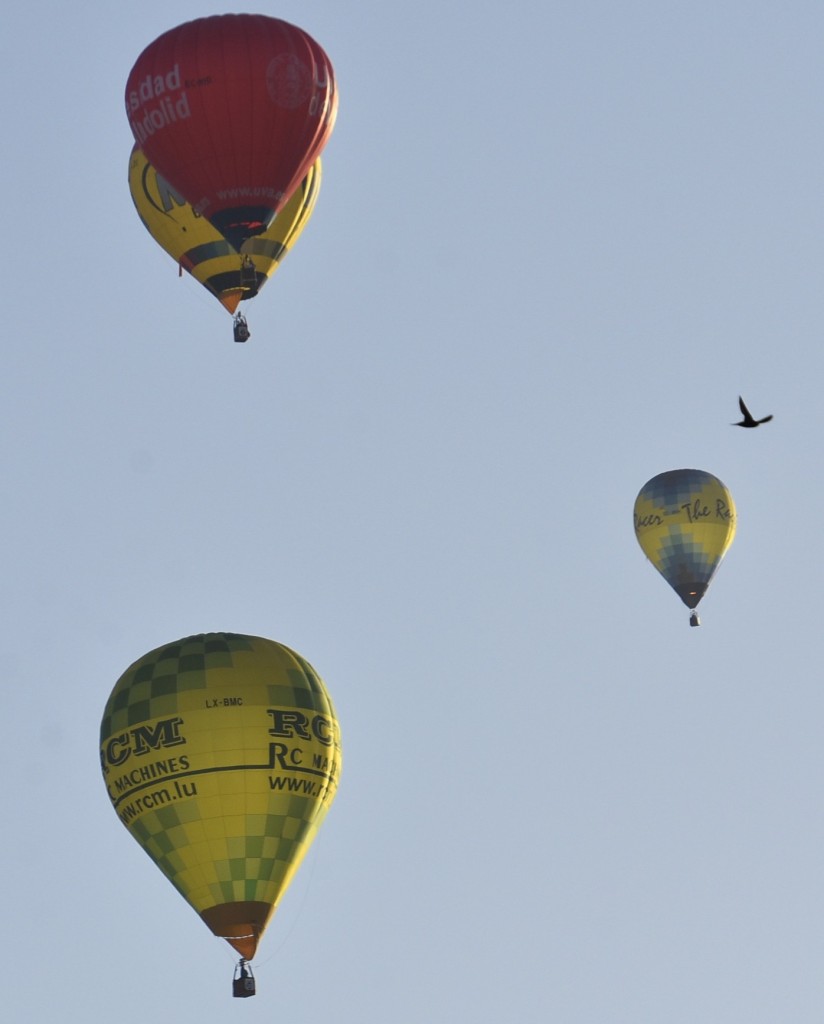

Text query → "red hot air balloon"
[125,15,337,250]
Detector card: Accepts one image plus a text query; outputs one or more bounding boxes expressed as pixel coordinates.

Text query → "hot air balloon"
[100,633,342,995]
[633,469,736,626]
[125,15,337,251]
[128,145,321,317]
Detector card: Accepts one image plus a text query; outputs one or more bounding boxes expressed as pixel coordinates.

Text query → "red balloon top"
[126,15,336,250]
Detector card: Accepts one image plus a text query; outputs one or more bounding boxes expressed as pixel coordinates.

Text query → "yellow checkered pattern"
[634,469,736,608]
[100,633,340,930]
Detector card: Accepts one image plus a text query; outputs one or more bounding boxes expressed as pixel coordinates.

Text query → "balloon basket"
[689,611,700,627]
[233,312,250,343]
[233,959,256,998]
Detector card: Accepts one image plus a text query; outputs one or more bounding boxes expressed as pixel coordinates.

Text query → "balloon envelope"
[125,15,336,250]
[128,145,321,313]
[633,468,736,611]
[100,633,341,960]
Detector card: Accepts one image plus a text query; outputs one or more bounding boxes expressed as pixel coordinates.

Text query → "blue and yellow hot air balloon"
[100,633,341,995]
[633,469,736,626]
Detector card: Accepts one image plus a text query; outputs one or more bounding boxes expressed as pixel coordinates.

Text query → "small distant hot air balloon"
[128,145,321,318]
[125,15,337,251]
[100,633,342,996]
[633,469,736,626]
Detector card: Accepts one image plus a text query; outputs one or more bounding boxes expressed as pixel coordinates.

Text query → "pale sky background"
[2,1,824,1020]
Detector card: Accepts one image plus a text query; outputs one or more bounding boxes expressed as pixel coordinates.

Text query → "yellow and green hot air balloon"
[633,469,736,626]
[100,633,341,992]
[128,146,321,316]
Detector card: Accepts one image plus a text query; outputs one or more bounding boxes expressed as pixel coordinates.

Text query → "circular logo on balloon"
[266,54,312,109]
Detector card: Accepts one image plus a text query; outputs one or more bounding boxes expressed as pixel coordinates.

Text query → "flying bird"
[734,396,773,428]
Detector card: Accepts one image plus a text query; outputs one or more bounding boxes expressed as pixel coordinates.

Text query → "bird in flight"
[734,396,773,428]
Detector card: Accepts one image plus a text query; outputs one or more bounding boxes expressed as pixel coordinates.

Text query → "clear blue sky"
[3,2,824,1020]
